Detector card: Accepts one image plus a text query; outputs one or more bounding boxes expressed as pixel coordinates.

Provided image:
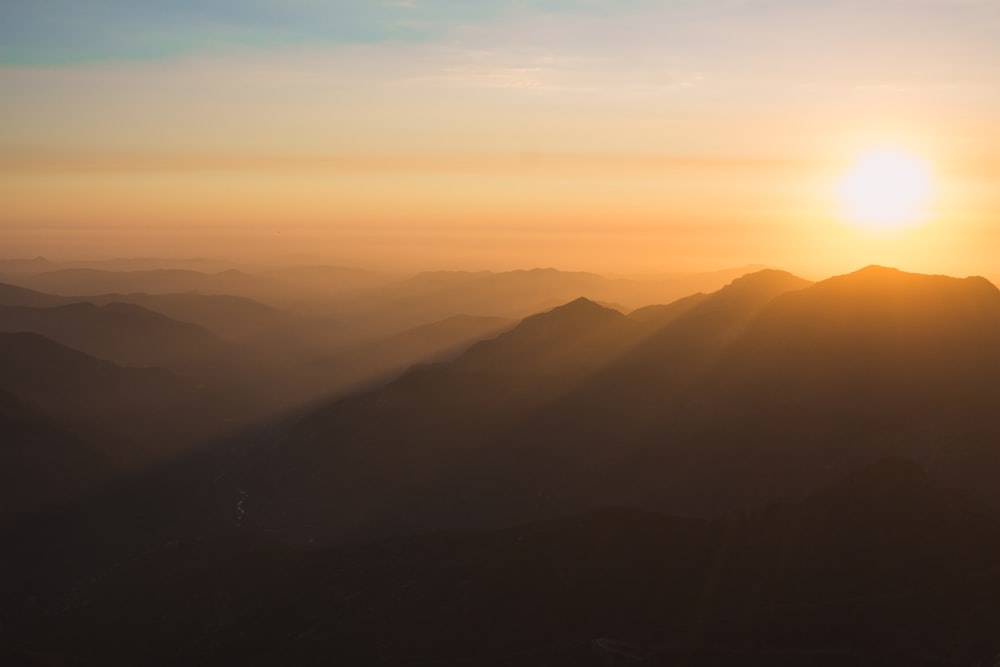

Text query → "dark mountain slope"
[85,292,280,339]
[7,460,1000,666]
[0,331,186,425]
[0,389,112,524]
[618,268,813,370]
[285,314,516,402]
[489,266,1000,515]
[211,266,1000,543]
[0,331,252,468]
[459,297,638,374]
[160,270,815,542]
[0,281,67,307]
[671,265,1000,507]
[0,280,281,340]
[0,302,223,370]
[628,290,708,326]
[0,332,215,521]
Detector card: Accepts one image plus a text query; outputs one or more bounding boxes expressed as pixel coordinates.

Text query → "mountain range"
[3,263,1000,665]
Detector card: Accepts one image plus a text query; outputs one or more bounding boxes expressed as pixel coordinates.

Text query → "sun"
[835,147,934,233]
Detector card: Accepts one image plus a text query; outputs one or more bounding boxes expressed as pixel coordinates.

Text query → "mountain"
[10,266,397,309]
[6,459,999,666]
[458,297,638,374]
[613,268,813,371]
[0,388,112,525]
[260,264,397,296]
[0,281,282,338]
[0,301,224,370]
[83,292,280,339]
[7,265,1000,665]
[271,313,517,406]
[0,281,68,308]
[0,332,217,521]
[628,291,708,326]
[327,266,774,336]
[130,269,815,543]
[161,266,1000,544]
[14,268,270,297]
[0,256,53,276]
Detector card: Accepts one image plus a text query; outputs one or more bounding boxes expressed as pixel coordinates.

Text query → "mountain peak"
[721,268,812,295]
[527,296,625,328]
[457,297,633,372]
[811,266,1000,302]
[557,295,604,309]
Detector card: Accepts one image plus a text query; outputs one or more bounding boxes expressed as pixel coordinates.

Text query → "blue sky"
[0,0,652,64]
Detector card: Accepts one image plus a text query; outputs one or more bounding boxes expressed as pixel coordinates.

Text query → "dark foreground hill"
[5,460,1000,666]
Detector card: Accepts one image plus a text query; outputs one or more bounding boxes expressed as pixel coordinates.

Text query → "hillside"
[6,460,999,666]
[190,267,1000,543]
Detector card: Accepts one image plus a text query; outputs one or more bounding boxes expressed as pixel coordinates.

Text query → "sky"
[2,0,999,277]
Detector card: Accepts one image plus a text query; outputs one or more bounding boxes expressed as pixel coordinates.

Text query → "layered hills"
[4,263,1000,666]
[201,266,1000,542]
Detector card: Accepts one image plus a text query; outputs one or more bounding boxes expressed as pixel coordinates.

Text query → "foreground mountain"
[6,460,999,666]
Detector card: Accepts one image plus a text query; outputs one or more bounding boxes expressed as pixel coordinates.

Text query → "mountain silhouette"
[0,332,212,521]
[0,387,112,525]
[0,301,224,371]
[163,266,1000,544]
[6,265,1000,666]
[459,297,638,374]
[628,291,708,326]
[7,458,998,666]
[0,280,280,339]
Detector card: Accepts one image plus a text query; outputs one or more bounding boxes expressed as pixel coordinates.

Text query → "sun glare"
[836,147,934,233]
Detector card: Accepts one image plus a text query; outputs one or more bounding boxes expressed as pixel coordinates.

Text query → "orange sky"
[2,1,999,278]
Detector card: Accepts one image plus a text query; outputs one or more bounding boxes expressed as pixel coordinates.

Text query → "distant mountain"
[330,266,774,335]
[0,256,53,276]
[0,281,68,308]
[0,301,223,370]
[0,281,281,338]
[272,313,516,406]
[261,264,397,296]
[628,291,708,326]
[10,265,397,310]
[7,459,999,666]
[84,292,280,339]
[15,268,277,300]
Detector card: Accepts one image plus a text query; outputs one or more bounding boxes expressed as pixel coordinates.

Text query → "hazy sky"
[2,0,999,276]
